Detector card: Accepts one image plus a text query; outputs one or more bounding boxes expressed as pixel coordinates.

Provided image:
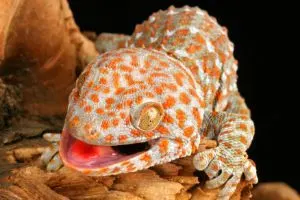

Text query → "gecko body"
[42,6,257,200]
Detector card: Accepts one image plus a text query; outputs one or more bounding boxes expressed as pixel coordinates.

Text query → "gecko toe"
[193,148,216,171]
[47,154,63,171]
[205,168,232,189]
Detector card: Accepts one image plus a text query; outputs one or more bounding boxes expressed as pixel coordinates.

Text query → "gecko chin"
[59,130,158,170]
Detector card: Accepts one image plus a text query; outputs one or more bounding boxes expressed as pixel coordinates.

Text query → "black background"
[68,0,298,190]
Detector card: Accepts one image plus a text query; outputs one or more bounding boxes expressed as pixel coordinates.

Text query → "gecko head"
[60,48,204,176]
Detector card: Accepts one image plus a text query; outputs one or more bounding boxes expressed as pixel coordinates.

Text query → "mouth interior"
[112,142,150,155]
[60,131,154,169]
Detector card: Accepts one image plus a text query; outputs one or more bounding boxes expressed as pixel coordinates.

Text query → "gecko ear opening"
[130,102,164,132]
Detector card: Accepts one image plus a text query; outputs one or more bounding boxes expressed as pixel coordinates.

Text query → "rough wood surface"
[0,137,254,200]
[0,0,98,117]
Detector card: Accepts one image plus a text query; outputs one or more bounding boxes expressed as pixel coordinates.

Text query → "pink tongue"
[69,140,117,162]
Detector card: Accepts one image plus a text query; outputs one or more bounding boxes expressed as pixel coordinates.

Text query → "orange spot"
[120,112,126,119]
[116,103,124,110]
[162,37,169,45]
[173,72,184,86]
[189,89,198,98]
[131,129,141,137]
[115,87,125,95]
[124,74,135,85]
[150,72,169,79]
[96,108,104,115]
[135,24,143,32]
[139,68,147,74]
[192,107,202,128]
[109,57,123,68]
[79,100,87,108]
[250,126,255,134]
[179,92,191,104]
[144,60,151,68]
[140,153,151,162]
[112,118,119,127]
[101,120,110,130]
[161,83,177,92]
[159,139,169,154]
[84,124,92,132]
[93,85,101,91]
[87,81,94,88]
[131,55,139,66]
[148,55,159,62]
[176,29,189,36]
[195,34,205,44]
[186,45,201,54]
[113,72,120,88]
[70,116,80,127]
[163,114,174,124]
[140,84,147,90]
[119,135,128,142]
[156,125,170,135]
[99,67,108,74]
[126,164,136,171]
[238,124,248,132]
[223,142,232,148]
[160,61,168,67]
[240,136,248,145]
[107,112,115,117]
[141,132,152,139]
[163,96,176,109]
[125,116,130,125]
[147,77,154,85]
[175,137,183,148]
[176,109,186,128]
[84,105,92,113]
[135,96,143,104]
[104,135,113,143]
[90,94,99,103]
[106,98,115,105]
[120,65,133,72]
[211,163,219,171]
[99,77,107,85]
[102,87,110,94]
[125,99,133,107]
[154,86,163,95]
[183,126,194,137]
[123,88,138,95]
[145,92,155,98]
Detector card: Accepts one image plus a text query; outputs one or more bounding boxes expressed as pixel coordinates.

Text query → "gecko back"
[129,6,238,111]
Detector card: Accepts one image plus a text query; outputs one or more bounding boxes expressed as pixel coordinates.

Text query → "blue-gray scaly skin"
[41,6,258,200]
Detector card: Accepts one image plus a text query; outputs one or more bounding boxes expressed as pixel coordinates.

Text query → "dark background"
[68,0,298,190]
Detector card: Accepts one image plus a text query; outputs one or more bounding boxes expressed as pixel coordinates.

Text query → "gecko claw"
[193,145,258,200]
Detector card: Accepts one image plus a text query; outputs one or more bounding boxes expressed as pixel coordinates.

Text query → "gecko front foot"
[40,133,63,171]
[193,145,257,200]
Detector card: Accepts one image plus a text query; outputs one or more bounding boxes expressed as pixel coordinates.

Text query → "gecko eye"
[131,102,164,131]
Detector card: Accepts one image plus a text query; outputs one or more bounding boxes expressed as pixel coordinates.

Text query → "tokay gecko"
[41,6,258,200]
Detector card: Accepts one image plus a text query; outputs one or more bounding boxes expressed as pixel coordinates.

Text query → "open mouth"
[60,130,157,169]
